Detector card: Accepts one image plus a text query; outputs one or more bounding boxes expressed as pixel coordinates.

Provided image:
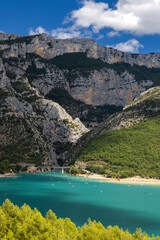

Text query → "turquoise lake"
[0,172,160,236]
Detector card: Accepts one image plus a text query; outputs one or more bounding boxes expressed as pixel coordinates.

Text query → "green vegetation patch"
[54,141,72,166]
[112,63,160,85]
[11,82,34,93]
[0,137,43,170]
[0,117,44,173]
[26,62,47,82]
[45,88,82,108]
[6,70,17,80]
[50,52,106,70]
[0,49,8,57]
[0,199,159,240]
[73,115,160,178]
[0,88,13,100]
[126,87,160,111]
[26,63,46,76]
[11,81,41,102]
[0,160,26,174]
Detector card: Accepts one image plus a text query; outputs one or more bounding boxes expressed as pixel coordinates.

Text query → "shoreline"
[77,173,160,185]
[1,171,160,185]
[0,166,41,178]
[0,173,16,178]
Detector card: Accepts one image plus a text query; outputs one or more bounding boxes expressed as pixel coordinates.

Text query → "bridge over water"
[37,166,69,174]
[16,163,69,174]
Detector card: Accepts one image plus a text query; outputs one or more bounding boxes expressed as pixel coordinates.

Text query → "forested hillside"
[69,87,160,179]
[72,115,160,178]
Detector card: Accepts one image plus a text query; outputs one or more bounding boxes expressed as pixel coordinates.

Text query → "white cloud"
[107,31,120,37]
[96,34,104,40]
[51,27,81,39]
[27,0,160,48]
[29,26,48,36]
[29,25,92,39]
[110,39,144,53]
[0,30,4,33]
[70,0,160,35]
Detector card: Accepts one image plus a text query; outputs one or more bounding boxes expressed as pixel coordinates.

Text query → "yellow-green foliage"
[0,199,159,240]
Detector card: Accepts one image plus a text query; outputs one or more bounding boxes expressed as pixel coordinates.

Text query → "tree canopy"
[0,199,159,240]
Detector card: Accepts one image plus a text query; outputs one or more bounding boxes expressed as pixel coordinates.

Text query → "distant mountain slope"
[1,33,160,173]
[68,87,160,178]
[0,57,88,173]
[0,33,160,126]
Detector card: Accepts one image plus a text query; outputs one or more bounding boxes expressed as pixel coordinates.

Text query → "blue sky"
[1,0,160,54]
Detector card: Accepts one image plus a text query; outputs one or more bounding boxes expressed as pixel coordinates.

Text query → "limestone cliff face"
[0,33,98,60]
[0,57,88,165]
[68,69,152,106]
[31,62,68,95]
[0,32,160,127]
[28,60,153,108]
[97,46,160,68]
[1,32,160,68]
[1,33,160,167]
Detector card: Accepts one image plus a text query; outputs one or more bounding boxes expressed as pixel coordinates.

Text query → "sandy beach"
[77,173,160,185]
[0,173,16,178]
[1,171,160,185]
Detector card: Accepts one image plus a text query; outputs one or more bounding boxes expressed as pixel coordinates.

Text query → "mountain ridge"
[0,33,160,172]
[1,32,160,67]
[1,33,159,126]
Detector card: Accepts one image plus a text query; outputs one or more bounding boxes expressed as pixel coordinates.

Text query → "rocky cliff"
[0,57,88,169]
[1,32,160,68]
[1,32,159,126]
[1,32,160,170]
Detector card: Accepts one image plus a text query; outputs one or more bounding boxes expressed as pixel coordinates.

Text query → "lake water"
[0,172,160,236]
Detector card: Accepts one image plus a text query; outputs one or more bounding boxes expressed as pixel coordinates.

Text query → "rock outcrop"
[0,57,88,166]
[0,33,160,126]
[1,33,159,126]
[68,69,152,107]
[1,32,160,68]
[1,32,160,167]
